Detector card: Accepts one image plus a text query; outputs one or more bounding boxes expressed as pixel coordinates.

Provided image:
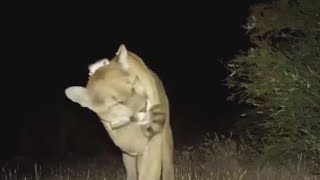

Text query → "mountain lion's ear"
[65,86,95,110]
[116,44,129,70]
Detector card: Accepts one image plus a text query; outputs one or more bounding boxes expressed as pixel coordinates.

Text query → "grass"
[1,133,319,180]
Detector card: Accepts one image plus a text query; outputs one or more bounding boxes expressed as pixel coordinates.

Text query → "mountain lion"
[65,44,174,180]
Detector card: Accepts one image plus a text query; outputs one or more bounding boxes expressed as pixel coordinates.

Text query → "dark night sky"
[2,2,255,159]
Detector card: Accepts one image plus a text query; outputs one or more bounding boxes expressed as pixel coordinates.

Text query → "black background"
[1,1,259,160]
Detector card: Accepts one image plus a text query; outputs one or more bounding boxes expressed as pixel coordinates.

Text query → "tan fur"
[65,44,174,180]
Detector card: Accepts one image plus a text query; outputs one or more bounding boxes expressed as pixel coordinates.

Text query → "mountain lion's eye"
[117,100,124,105]
[112,96,124,105]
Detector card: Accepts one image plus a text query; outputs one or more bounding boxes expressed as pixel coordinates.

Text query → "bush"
[225,0,320,168]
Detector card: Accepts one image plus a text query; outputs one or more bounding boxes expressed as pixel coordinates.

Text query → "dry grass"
[174,133,319,180]
[1,133,319,180]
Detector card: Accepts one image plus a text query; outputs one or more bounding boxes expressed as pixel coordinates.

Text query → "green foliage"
[225,0,320,167]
